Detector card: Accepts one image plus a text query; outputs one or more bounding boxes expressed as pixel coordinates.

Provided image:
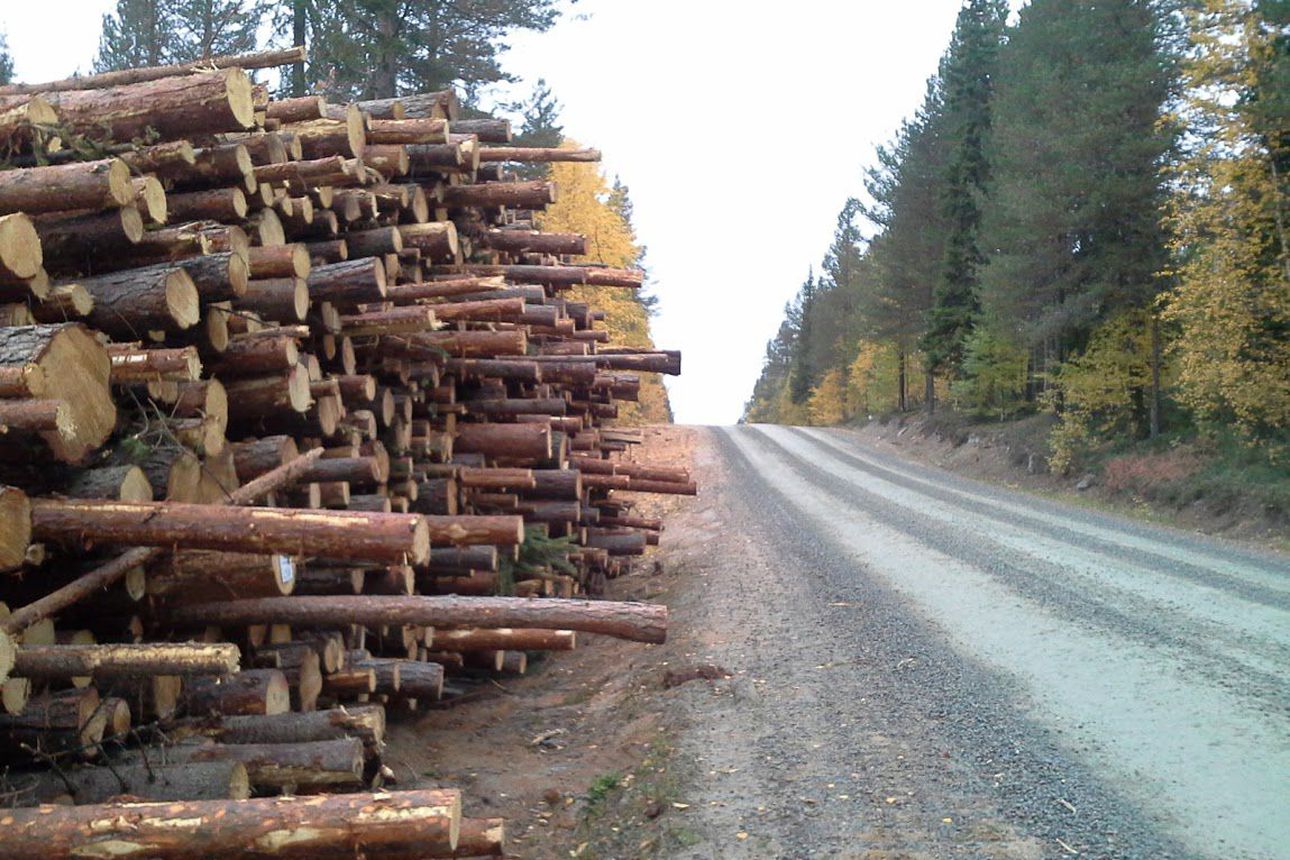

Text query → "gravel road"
[661,425,1288,860]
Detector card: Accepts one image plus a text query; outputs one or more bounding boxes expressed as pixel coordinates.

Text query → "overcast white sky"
[2,1,980,424]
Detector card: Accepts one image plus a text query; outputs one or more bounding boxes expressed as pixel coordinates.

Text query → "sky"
[1,1,978,425]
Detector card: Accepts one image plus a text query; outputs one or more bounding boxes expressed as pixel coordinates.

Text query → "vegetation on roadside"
[744,0,1289,506]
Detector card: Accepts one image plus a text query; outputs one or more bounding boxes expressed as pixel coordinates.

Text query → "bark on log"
[182,738,364,790]
[16,759,249,804]
[479,146,599,163]
[13,70,255,142]
[81,266,200,336]
[32,499,431,565]
[0,158,132,215]
[476,229,586,256]
[148,550,297,602]
[0,47,304,94]
[0,787,463,859]
[307,258,387,304]
[455,423,551,459]
[443,181,555,209]
[169,596,668,644]
[0,485,32,572]
[12,643,240,681]
[184,668,290,716]
[432,628,575,652]
[188,704,385,748]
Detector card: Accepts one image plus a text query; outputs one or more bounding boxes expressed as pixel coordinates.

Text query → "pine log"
[451,119,511,143]
[476,229,586,256]
[32,498,431,565]
[443,180,555,209]
[188,704,385,748]
[15,759,250,804]
[230,435,298,481]
[169,596,668,643]
[426,545,498,573]
[399,221,459,260]
[586,531,647,555]
[0,787,463,859]
[185,668,290,716]
[14,69,255,142]
[0,48,304,94]
[479,145,599,163]
[80,266,200,335]
[0,158,132,215]
[0,324,115,463]
[13,643,239,681]
[0,214,42,282]
[148,550,296,602]
[368,117,450,144]
[307,258,388,304]
[432,628,575,652]
[455,423,551,459]
[181,738,365,790]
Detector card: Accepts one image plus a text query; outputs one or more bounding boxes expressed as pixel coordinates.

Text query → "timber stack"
[0,45,690,858]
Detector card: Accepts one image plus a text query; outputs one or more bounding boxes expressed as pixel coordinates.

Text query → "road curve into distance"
[719,424,1290,860]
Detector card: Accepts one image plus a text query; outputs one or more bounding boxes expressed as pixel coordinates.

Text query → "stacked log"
[0,46,689,859]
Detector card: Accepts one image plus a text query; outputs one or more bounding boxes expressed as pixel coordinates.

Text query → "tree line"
[744,0,1288,473]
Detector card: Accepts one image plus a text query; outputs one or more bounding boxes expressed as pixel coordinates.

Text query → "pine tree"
[297,1,564,102]
[788,271,820,404]
[864,76,952,410]
[922,0,1009,380]
[170,0,266,63]
[978,0,1175,389]
[510,79,564,179]
[0,34,13,86]
[95,0,265,72]
[95,0,176,71]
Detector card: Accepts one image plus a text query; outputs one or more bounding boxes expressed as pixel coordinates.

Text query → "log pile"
[0,46,690,857]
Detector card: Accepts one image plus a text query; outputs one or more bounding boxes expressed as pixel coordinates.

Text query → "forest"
[0,0,671,424]
[745,0,1288,503]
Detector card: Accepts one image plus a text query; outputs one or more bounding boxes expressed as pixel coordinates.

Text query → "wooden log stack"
[0,45,690,857]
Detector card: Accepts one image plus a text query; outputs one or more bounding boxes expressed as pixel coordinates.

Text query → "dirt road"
[656,425,1289,860]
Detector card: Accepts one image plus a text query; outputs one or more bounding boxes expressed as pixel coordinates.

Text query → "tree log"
[186,704,385,749]
[0,787,463,859]
[185,668,290,716]
[13,643,239,681]
[0,323,115,463]
[16,759,249,804]
[0,159,133,215]
[31,498,431,565]
[432,628,575,652]
[80,266,200,336]
[169,596,667,644]
[181,737,364,790]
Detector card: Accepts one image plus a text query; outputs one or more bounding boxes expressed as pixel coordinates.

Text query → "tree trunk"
[179,738,365,791]
[13,643,239,681]
[431,628,575,652]
[31,498,431,565]
[0,159,133,215]
[16,759,249,804]
[80,266,200,336]
[184,669,291,716]
[167,596,668,644]
[185,704,385,749]
[0,787,463,859]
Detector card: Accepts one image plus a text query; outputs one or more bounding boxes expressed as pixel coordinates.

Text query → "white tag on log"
[276,554,295,585]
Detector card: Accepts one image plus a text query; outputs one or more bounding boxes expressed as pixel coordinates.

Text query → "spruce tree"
[0,34,13,86]
[921,0,1009,380]
[511,79,564,179]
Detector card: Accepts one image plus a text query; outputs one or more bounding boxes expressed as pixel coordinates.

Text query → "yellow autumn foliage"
[808,368,848,425]
[536,144,671,424]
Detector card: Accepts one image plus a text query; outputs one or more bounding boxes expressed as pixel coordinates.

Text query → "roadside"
[380,425,705,859]
[842,412,1288,549]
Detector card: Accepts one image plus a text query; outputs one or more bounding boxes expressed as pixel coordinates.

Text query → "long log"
[180,738,365,790]
[16,760,250,804]
[479,145,599,163]
[0,446,325,635]
[4,70,255,142]
[432,628,575,652]
[0,158,133,215]
[169,596,668,644]
[0,47,305,94]
[31,499,431,565]
[0,787,463,859]
[12,643,240,681]
[185,704,386,748]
